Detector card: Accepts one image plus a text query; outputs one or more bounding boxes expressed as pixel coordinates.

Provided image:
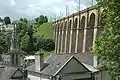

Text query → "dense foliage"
[16,18,35,55]
[35,37,55,52]
[35,15,48,27]
[93,0,120,79]
[4,17,11,25]
[0,30,11,54]
[16,16,54,55]
[0,17,3,22]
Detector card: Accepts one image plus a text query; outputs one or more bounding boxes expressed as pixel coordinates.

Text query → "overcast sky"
[0,0,96,20]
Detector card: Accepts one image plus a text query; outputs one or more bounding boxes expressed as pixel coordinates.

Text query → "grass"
[33,22,55,58]
[34,22,53,39]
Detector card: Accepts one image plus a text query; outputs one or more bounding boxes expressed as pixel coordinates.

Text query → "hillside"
[34,22,53,39]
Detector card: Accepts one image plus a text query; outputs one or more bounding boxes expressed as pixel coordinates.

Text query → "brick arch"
[77,16,85,53]
[74,18,78,29]
[66,20,72,53]
[64,21,67,29]
[54,24,57,31]
[59,22,63,52]
[60,22,63,29]
[80,16,85,29]
[71,18,78,53]
[55,23,58,53]
[57,23,60,30]
[56,23,60,53]
[62,21,67,53]
[68,20,72,29]
[85,13,95,52]
[88,13,96,28]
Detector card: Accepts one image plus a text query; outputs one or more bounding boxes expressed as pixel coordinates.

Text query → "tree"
[35,15,48,26]
[20,33,29,53]
[0,30,11,54]
[17,18,36,55]
[4,17,11,25]
[93,0,120,80]
[39,15,44,23]
[44,16,48,23]
[0,17,3,22]
[35,37,55,52]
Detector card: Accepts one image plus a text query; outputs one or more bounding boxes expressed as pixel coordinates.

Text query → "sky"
[0,0,96,20]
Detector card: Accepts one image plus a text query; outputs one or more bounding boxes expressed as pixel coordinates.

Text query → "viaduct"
[52,5,104,54]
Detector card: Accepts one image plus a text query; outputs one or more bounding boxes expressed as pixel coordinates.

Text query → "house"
[27,52,108,80]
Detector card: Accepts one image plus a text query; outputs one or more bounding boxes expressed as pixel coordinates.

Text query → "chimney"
[35,51,44,71]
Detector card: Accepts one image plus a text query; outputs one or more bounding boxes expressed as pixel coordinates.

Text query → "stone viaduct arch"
[53,5,104,54]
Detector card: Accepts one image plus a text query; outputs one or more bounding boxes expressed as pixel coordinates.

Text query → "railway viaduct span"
[53,5,104,54]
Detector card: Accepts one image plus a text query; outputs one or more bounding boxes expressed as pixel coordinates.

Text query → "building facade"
[52,5,104,54]
[0,22,13,31]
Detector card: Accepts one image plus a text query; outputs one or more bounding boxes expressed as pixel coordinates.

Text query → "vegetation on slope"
[34,22,53,39]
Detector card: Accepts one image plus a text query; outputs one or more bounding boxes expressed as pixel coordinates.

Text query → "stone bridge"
[53,5,104,54]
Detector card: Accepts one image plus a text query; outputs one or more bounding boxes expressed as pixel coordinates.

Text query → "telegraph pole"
[79,0,80,11]
[92,0,94,5]
[54,13,56,21]
[66,5,68,16]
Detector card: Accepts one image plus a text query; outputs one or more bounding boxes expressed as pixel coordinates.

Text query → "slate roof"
[28,53,95,77]
[0,66,17,80]
[10,68,25,79]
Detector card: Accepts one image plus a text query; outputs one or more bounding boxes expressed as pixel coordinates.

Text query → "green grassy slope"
[34,22,53,39]
[34,22,55,57]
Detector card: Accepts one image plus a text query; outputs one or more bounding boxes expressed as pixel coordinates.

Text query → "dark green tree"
[44,16,48,23]
[35,15,48,26]
[0,30,11,54]
[0,17,3,22]
[4,17,11,25]
[35,37,55,52]
[20,33,29,52]
[93,0,120,80]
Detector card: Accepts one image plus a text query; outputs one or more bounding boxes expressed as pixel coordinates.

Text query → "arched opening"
[59,22,63,53]
[81,16,85,29]
[71,18,78,53]
[54,24,57,40]
[57,23,60,53]
[55,24,59,53]
[77,16,85,53]
[89,13,95,28]
[85,13,95,52]
[62,21,67,53]
[74,18,78,29]
[66,20,72,53]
